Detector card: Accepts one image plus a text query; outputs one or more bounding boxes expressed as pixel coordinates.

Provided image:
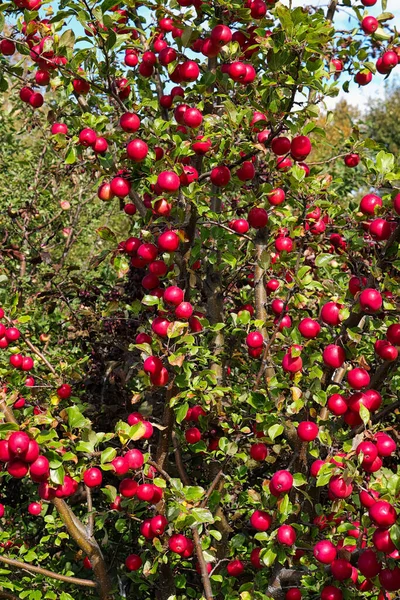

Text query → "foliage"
[0,0,399,600]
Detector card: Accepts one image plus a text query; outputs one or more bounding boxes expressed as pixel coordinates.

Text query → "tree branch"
[171,432,213,600]
[0,555,97,588]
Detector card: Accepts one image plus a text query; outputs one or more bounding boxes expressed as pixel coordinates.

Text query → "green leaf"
[315,254,333,268]
[17,315,31,323]
[181,25,193,47]
[376,150,395,175]
[359,403,370,426]
[101,447,117,464]
[183,486,205,502]
[293,473,307,487]
[316,462,335,487]
[261,548,277,567]
[390,523,400,550]
[96,226,117,244]
[268,424,284,441]
[64,146,77,164]
[50,465,65,485]
[141,295,160,306]
[176,402,189,424]
[65,406,89,429]
[58,29,75,50]
[191,508,214,524]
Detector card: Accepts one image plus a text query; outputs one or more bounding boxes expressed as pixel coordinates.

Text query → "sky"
[281,0,400,111]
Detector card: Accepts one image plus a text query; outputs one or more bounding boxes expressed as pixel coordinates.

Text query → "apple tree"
[0,0,399,599]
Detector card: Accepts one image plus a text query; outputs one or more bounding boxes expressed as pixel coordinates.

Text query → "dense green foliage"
[0,0,399,600]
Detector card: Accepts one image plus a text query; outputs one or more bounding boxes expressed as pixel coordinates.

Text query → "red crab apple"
[120,112,140,132]
[210,165,231,187]
[111,456,129,476]
[110,177,131,198]
[286,590,302,600]
[268,188,285,206]
[313,540,337,564]
[322,344,345,368]
[227,559,244,577]
[136,484,156,502]
[356,441,378,464]
[310,459,325,477]
[327,394,348,416]
[369,500,397,527]
[125,554,142,571]
[51,123,68,135]
[250,547,263,569]
[250,510,272,531]
[386,323,400,345]
[83,467,102,488]
[164,286,184,306]
[298,318,320,338]
[266,279,280,294]
[8,459,29,479]
[359,288,382,313]
[271,136,291,156]
[370,218,391,241]
[6,327,20,341]
[169,534,189,555]
[347,368,370,390]
[185,427,201,444]
[10,354,23,369]
[28,502,42,516]
[374,432,396,456]
[8,431,30,456]
[348,275,367,296]
[230,219,250,234]
[282,346,302,373]
[57,383,72,399]
[360,193,382,215]
[246,331,264,348]
[98,182,114,201]
[355,71,373,86]
[125,449,144,469]
[331,558,352,581]
[329,475,353,498]
[127,139,148,162]
[24,439,40,463]
[21,356,34,371]
[140,519,154,539]
[297,421,318,442]
[321,586,343,600]
[375,340,398,361]
[359,489,379,507]
[379,567,400,591]
[157,171,180,193]
[344,153,359,167]
[270,470,293,496]
[158,231,180,253]
[250,443,268,461]
[150,514,168,536]
[277,525,296,545]
[143,356,163,375]
[119,478,138,498]
[290,136,312,161]
[358,549,382,578]
[79,128,96,147]
[373,529,396,554]
[320,302,341,326]
[361,16,379,34]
